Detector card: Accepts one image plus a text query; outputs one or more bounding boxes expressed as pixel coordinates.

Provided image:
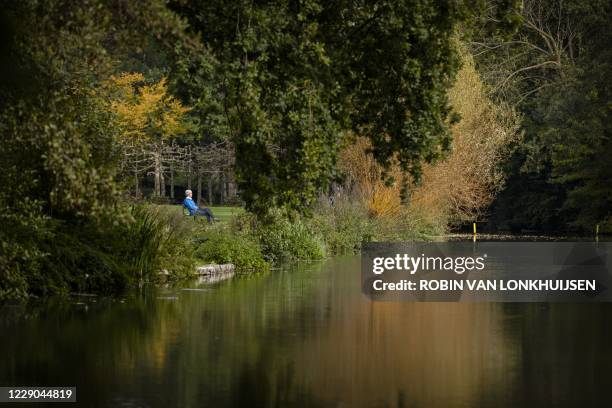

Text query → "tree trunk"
[226,169,236,201]
[154,151,162,197]
[208,176,213,206]
[197,168,202,205]
[170,163,175,199]
[160,167,166,197]
[187,161,192,190]
[220,171,225,205]
[225,175,230,201]
[134,170,140,199]
[228,180,236,201]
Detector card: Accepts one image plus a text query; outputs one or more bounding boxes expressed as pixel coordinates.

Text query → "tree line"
[16,0,612,299]
[471,0,612,232]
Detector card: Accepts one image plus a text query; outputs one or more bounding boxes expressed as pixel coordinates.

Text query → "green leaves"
[175,0,489,215]
[478,0,612,231]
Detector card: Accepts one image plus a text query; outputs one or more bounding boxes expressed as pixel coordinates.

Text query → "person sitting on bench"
[183,190,215,222]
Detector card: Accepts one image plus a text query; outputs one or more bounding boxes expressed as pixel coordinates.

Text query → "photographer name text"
[372,279,596,292]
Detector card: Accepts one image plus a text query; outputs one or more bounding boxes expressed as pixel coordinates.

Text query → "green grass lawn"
[208,206,244,222]
[157,204,244,222]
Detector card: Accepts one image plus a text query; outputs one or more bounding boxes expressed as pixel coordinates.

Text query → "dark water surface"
[2,255,612,407]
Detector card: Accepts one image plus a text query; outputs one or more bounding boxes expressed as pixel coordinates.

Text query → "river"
[2,254,612,407]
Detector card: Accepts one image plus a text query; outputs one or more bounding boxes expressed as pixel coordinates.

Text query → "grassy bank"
[1,199,441,300]
[157,195,443,277]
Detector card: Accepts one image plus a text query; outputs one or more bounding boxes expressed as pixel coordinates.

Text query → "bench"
[182,205,216,223]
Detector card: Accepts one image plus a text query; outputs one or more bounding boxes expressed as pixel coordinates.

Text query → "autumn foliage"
[339,52,520,231]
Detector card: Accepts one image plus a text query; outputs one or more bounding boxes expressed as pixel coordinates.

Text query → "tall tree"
[474,0,612,231]
[171,0,516,214]
[106,73,191,197]
[0,0,203,297]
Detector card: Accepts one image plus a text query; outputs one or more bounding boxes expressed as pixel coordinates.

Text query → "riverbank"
[166,197,446,277]
[3,199,605,301]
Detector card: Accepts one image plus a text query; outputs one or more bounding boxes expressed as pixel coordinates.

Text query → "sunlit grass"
[208,206,244,222]
[155,204,244,223]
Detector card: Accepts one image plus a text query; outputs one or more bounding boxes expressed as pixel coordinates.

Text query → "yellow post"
[473,222,477,235]
[596,224,600,236]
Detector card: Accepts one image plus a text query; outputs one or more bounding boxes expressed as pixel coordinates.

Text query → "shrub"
[310,196,375,254]
[1,204,199,299]
[194,229,269,271]
[115,205,196,282]
[35,228,128,296]
[233,209,325,262]
[0,196,50,299]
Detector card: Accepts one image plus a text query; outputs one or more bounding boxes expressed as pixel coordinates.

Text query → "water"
[2,255,612,407]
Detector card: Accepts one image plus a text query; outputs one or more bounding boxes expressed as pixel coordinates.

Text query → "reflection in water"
[1,256,612,407]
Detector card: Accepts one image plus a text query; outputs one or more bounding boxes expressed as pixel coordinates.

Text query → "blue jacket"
[183,197,198,215]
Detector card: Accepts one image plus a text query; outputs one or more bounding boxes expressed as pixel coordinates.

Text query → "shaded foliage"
[477,0,612,231]
[171,0,518,214]
[0,0,201,298]
[0,0,520,298]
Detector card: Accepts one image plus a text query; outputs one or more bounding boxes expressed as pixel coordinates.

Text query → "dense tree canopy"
[474,0,612,231]
[0,0,202,296]
[0,0,523,297]
[1,0,518,218]
[170,0,517,213]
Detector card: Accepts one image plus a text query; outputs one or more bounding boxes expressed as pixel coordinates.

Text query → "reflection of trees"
[3,265,612,407]
[179,260,612,407]
[168,258,515,407]
[0,292,182,406]
[508,303,612,407]
[168,263,328,407]
[286,262,516,407]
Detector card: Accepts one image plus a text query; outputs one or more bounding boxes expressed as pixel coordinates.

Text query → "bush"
[308,192,443,252]
[309,197,374,254]
[35,228,128,296]
[0,196,50,300]
[114,205,196,282]
[193,229,269,271]
[233,209,325,262]
[1,204,198,299]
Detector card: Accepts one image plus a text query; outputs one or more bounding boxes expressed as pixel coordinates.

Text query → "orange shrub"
[338,49,520,231]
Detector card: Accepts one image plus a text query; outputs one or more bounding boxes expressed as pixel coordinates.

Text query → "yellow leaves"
[339,136,403,220]
[112,72,145,89]
[412,49,520,224]
[339,48,520,227]
[140,78,166,111]
[368,186,403,219]
[105,73,191,144]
